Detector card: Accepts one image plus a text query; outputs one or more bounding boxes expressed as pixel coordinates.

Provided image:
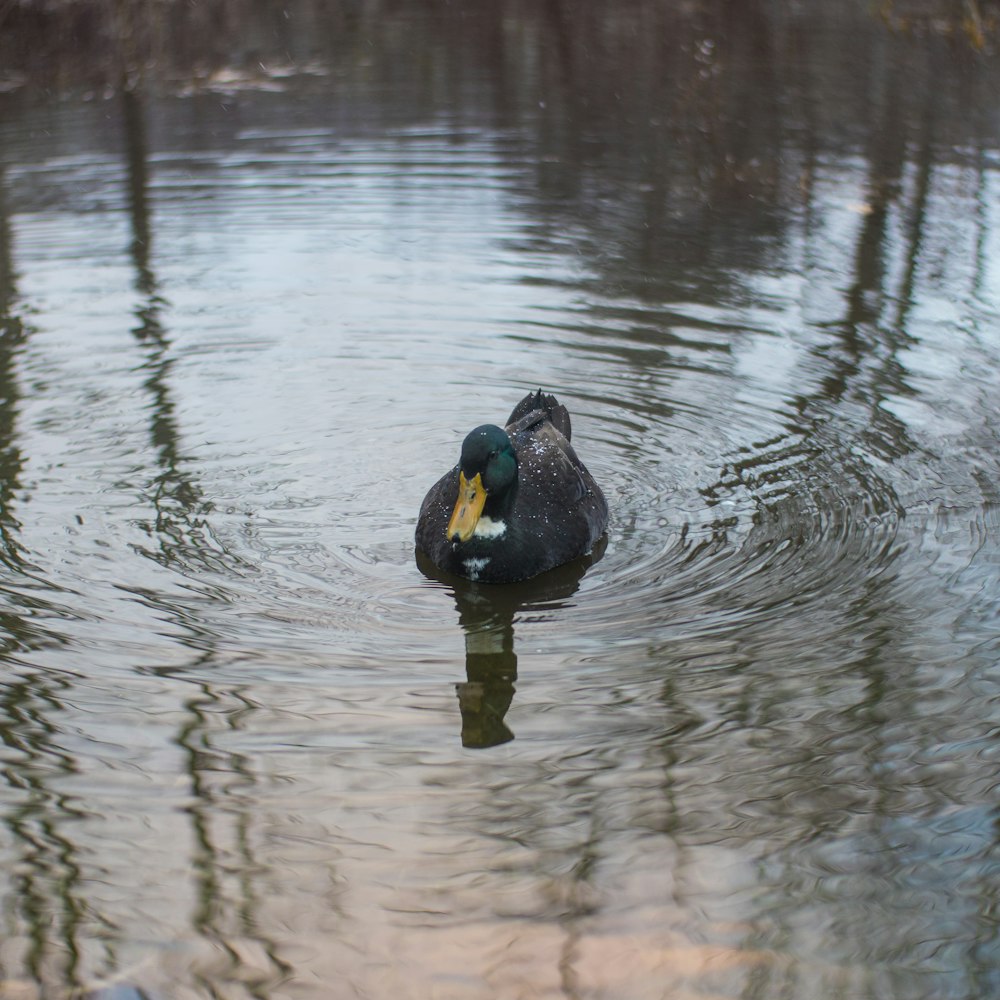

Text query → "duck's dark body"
[415,391,608,583]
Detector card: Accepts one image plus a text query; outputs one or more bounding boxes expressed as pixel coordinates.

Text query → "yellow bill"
[447,471,487,542]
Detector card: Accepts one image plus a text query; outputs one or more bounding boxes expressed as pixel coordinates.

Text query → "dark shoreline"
[0,0,995,98]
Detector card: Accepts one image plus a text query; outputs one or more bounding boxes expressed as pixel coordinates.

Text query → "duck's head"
[447,424,517,543]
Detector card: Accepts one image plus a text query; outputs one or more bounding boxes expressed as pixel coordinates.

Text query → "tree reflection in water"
[0,1,998,997]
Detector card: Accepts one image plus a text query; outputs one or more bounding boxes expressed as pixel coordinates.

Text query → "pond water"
[2,3,1000,998]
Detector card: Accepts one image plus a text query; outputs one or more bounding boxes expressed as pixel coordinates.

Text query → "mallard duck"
[415,390,608,583]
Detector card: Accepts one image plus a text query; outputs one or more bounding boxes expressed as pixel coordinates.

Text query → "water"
[2,3,1000,997]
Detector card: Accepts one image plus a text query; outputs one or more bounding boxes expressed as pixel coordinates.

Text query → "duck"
[415,390,608,583]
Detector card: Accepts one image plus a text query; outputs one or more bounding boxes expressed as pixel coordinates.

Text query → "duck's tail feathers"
[506,389,572,440]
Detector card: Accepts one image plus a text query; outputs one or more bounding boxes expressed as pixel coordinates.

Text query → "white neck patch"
[473,516,507,540]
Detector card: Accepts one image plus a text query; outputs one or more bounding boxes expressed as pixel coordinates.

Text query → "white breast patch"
[463,557,491,580]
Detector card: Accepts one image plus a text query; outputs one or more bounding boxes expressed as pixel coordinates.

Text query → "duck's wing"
[505,389,571,441]
[510,421,609,566]
[514,422,591,502]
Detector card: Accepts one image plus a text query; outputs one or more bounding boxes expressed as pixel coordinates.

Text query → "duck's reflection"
[417,538,606,748]
[453,587,518,748]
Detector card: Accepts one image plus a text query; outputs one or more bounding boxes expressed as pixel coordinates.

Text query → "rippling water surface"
[2,3,1000,998]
